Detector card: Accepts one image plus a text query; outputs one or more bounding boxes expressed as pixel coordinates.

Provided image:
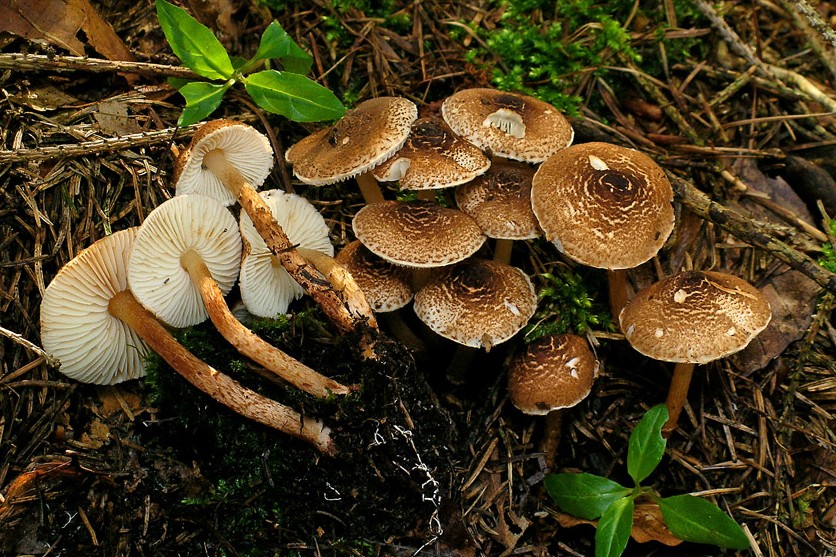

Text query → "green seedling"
[545,404,750,557]
[156,0,345,125]
[819,219,836,273]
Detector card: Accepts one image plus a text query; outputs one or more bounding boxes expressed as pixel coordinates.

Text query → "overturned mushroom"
[619,270,772,435]
[41,229,335,454]
[128,194,351,398]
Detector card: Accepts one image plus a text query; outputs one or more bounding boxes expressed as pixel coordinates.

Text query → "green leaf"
[595,496,633,557]
[544,473,632,520]
[156,0,233,80]
[177,81,230,126]
[658,495,750,550]
[627,404,668,486]
[243,70,345,122]
[251,21,313,74]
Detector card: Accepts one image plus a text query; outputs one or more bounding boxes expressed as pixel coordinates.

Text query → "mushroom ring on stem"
[128,194,351,398]
[175,119,375,334]
[619,270,772,436]
[40,229,335,454]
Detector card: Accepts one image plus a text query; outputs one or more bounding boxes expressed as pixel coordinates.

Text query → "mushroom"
[441,88,573,163]
[352,200,486,290]
[455,159,540,263]
[335,240,423,351]
[128,194,351,398]
[412,257,537,350]
[530,141,675,320]
[507,334,599,469]
[239,190,335,317]
[40,229,335,454]
[175,119,373,335]
[619,270,772,435]
[373,116,490,201]
[286,96,418,204]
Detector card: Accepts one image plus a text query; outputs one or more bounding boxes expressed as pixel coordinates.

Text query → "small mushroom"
[413,258,537,350]
[128,194,351,398]
[286,96,418,204]
[41,229,335,454]
[619,270,772,435]
[373,116,490,201]
[455,159,540,263]
[531,142,675,319]
[441,88,573,163]
[507,334,599,469]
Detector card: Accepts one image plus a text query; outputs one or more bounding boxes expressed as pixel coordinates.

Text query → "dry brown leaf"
[0,0,135,63]
[8,85,78,111]
[553,502,683,547]
[94,99,141,135]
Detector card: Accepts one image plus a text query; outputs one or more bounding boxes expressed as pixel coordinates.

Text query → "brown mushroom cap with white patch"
[619,270,772,364]
[455,159,540,240]
[531,141,675,270]
[413,258,536,349]
[335,240,413,312]
[372,116,490,190]
[441,88,573,163]
[173,119,273,206]
[352,200,486,268]
[507,334,599,415]
[285,97,418,185]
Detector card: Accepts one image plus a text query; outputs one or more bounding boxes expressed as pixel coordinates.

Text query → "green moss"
[819,219,836,273]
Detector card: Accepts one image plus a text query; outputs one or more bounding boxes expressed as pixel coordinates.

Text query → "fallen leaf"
[94,99,141,135]
[0,0,135,63]
[553,501,683,546]
[8,86,78,111]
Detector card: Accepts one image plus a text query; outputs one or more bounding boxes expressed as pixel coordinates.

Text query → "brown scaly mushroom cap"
[531,142,675,270]
[507,334,599,415]
[173,120,273,206]
[335,240,413,312]
[413,258,536,349]
[441,88,573,163]
[285,97,418,185]
[619,270,772,364]
[455,159,541,240]
[372,116,491,190]
[41,229,150,385]
[352,200,486,268]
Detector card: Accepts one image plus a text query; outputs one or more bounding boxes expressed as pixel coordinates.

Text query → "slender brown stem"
[415,190,435,202]
[108,290,336,455]
[180,249,352,397]
[662,362,696,437]
[356,172,386,204]
[203,149,378,334]
[540,409,565,472]
[494,239,514,264]
[608,268,629,324]
[380,312,426,353]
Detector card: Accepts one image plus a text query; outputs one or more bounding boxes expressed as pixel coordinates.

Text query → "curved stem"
[355,171,386,204]
[662,362,696,437]
[540,409,565,473]
[202,148,377,334]
[180,249,353,397]
[108,290,336,455]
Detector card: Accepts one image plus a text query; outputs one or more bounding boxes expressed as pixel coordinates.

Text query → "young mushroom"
[40,229,335,454]
[531,142,675,320]
[619,270,772,436]
[285,96,418,204]
[507,334,599,470]
[175,119,373,335]
[128,194,351,398]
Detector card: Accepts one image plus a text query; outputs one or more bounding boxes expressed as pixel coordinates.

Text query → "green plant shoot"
[545,404,750,557]
[156,0,345,126]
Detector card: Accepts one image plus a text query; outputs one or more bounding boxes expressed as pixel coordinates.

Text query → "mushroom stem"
[539,409,565,472]
[415,190,436,202]
[662,361,695,437]
[179,248,353,397]
[493,239,514,264]
[107,289,336,455]
[608,269,630,324]
[296,247,377,329]
[355,172,386,204]
[379,312,426,352]
[203,148,377,334]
